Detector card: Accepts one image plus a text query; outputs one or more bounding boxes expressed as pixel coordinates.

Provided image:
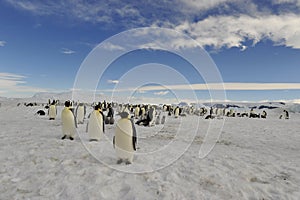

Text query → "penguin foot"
[61,135,67,140]
[69,137,74,140]
[117,159,123,164]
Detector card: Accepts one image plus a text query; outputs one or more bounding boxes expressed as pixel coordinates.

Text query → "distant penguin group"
[54,101,192,165]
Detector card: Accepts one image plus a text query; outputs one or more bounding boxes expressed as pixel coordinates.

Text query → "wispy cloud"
[136,83,300,91]
[61,48,75,55]
[272,0,300,7]
[154,91,169,96]
[136,90,146,94]
[78,41,98,49]
[0,72,26,84]
[174,14,300,50]
[179,0,232,12]
[107,79,120,84]
[0,72,48,97]
[0,40,6,47]
[5,0,300,50]
[102,42,125,51]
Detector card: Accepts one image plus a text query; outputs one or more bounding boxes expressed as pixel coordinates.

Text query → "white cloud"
[154,91,169,96]
[138,82,300,91]
[273,0,300,6]
[107,80,119,84]
[0,41,6,47]
[174,14,300,49]
[0,73,26,89]
[179,0,234,11]
[61,48,75,55]
[137,90,146,94]
[4,0,140,26]
[101,42,125,51]
[5,0,300,50]
[0,72,48,97]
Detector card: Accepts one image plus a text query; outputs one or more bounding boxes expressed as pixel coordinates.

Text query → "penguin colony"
[28,99,290,164]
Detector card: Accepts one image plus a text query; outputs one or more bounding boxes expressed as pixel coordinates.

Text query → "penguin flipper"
[133,136,137,151]
[130,118,137,151]
[75,106,78,117]
[113,136,115,148]
[74,116,78,128]
[100,111,105,133]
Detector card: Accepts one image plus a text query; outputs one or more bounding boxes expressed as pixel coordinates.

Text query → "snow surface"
[1,98,300,199]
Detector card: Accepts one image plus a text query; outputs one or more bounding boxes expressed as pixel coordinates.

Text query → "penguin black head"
[95,104,101,110]
[65,101,71,107]
[120,111,130,119]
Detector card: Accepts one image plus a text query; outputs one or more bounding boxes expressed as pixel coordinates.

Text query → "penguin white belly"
[134,108,140,118]
[155,115,160,125]
[149,110,156,126]
[77,106,85,123]
[139,109,145,120]
[217,109,222,116]
[88,111,103,140]
[174,109,179,118]
[49,105,56,119]
[115,119,134,162]
[163,106,167,112]
[61,109,75,137]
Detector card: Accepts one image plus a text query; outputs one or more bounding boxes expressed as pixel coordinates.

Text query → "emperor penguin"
[113,111,137,164]
[280,110,289,119]
[102,100,107,110]
[216,108,223,117]
[284,110,289,119]
[174,106,180,118]
[163,104,167,112]
[61,101,77,140]
[48,100,57,120]
[75,103,86,124]
[140,106,146,119]
[155,114,161,125]
[249,108,255,118]
[106,103,115,124]
[188,107,194,115]
[148,106,156,126]
[134,105,140,119]
[87,104,105,142]
[261,110,267,119]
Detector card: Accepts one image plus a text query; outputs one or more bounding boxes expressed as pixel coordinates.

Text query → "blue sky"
[1,0,300,102]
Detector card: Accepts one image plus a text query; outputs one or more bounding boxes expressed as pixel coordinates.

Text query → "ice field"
[0,97,300,199]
